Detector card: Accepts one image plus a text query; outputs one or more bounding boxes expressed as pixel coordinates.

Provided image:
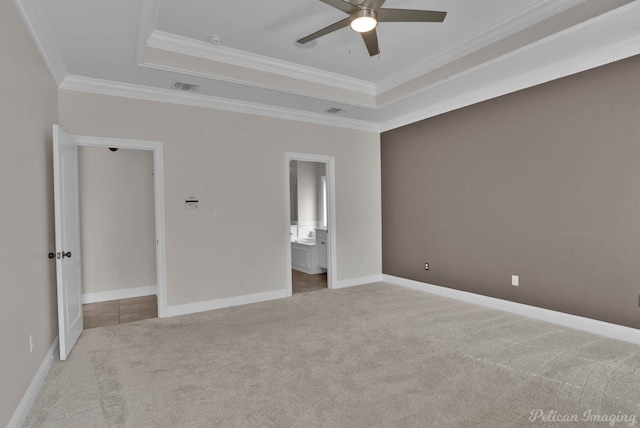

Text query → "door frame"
[74,135,168,317]
[284,152,337,296]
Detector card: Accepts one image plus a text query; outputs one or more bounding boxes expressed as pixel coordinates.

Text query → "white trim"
[152,144,168,318]
[285,153,337,296]
[376,0,587,94]
[60,75,380,133]
[8,337,59,428]
[13,0,67,85]
[147,31,376,96]
[165,289,288,318]
[82,286,157,304]
[72,135,169,318]
[144,1,583,97]
[383,275,640,346]
[334,274,383,289]
[141,59,377,110]
[379,1,640,131]
[16,0,639,133]
[419,2,638,105]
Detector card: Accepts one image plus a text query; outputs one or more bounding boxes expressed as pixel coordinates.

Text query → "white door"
[53,125,83,360]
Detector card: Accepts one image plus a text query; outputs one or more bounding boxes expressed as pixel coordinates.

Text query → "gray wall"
[79,147,157,295]
[0,1,59,425]
[382,55,640,329]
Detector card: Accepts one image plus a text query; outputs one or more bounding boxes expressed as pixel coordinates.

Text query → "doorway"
[54,127,167,359]
[284,153,336,296]
[74,135,167,317]
[78,146,158,328]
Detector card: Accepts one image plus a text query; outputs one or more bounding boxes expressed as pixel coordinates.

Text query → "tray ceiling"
[16,0,640,131]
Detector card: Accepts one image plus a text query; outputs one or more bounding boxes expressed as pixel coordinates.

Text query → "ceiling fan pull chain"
[348,27,352,55]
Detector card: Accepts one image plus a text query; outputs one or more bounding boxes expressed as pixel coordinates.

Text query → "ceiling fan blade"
[319,0,359,14]
[297,17,350,45]
[361,29,380,56]
[377,9,447,23]
[361,0,386,10]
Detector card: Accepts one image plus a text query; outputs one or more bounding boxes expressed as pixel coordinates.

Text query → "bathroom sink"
[292,237,315,245]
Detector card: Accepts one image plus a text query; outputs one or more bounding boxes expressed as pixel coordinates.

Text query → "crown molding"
[379,1,640,132]
[141,56,377,110]
[13,0,67,85]
[376,0,588,94]
[144,1,588,99]
[59,75,380,133]
[147,31,377,96]
[17,0,637,135]
[376,0,598,111]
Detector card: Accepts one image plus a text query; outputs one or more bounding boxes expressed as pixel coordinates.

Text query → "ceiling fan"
[296,0,447,56]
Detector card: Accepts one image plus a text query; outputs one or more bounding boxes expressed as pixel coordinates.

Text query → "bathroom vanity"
[291,228,328,274]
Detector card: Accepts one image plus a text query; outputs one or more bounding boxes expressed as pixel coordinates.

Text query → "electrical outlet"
[424,263,429,270]
[249,270,256,280]
[29,335,34,353]
[512,275,519,286]
[115,268,122,278]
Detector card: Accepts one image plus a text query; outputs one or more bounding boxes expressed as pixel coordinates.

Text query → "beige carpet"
[25,282,640,427]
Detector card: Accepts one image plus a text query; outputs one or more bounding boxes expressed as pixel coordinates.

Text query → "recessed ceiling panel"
[155,0,542,82]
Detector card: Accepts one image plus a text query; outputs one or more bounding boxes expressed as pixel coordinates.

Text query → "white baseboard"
[334,274,383,289]
[166,289,288,318]
[382,275,640,346]
[8,336,59,428]
[82,286,157,304]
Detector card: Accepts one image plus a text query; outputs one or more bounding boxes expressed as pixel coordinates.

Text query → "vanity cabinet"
[316,229,328,270]
[291,242,320,274]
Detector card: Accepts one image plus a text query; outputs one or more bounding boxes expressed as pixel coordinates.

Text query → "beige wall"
[0,1,59,425]
[59,91,382,306]
[381,55,640,329]
[78,147,157,295]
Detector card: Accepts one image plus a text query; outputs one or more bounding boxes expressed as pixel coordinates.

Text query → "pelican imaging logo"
[529,409,637,426]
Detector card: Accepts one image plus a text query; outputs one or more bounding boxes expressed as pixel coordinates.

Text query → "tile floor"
[292,269,328,294]
[83,295,158,329]
[83,276,323,328]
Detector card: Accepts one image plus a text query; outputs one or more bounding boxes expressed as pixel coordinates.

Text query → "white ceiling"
[155,0,540,82]
[18,0,640,131]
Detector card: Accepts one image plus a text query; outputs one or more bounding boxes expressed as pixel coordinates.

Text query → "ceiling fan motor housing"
[350,9,378,32]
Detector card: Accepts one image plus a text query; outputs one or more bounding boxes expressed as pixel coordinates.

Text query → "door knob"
[62,251,72,258]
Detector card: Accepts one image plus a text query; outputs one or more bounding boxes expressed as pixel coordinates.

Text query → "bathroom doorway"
[284,153,336,296]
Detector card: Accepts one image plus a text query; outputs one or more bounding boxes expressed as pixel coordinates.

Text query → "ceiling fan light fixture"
[350,9,377,33]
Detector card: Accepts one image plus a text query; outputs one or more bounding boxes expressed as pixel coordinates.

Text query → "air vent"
[172,81,199,92]
[326,107,346,114]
